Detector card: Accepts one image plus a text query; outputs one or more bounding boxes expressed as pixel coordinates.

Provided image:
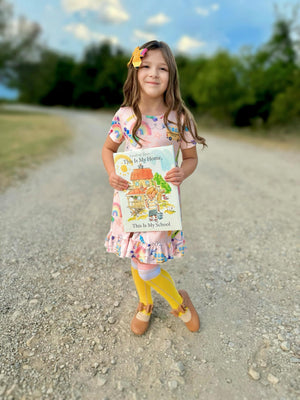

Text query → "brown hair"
[122,40,207,148]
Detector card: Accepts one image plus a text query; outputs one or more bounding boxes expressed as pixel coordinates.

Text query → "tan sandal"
[171,290,200,332]
[131,303,153,335]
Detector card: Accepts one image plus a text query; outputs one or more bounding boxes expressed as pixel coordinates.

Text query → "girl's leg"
[134,259,182,309]
[148,268,184,310]
[131,262,153,315]
[130,259,155,335]
[135,260,200,332]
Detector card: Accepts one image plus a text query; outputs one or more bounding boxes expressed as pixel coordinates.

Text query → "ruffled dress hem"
[105,232,186,264]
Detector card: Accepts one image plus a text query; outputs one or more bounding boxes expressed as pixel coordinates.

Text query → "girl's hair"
[122,40,207,148]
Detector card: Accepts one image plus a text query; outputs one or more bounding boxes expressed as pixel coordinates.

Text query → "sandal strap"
[137,302,153,314]
[170,303,187,317]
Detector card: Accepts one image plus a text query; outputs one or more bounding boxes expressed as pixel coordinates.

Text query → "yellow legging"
[131,265,183,315]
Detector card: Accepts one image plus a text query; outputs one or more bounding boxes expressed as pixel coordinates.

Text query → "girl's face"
[137,49,169,102]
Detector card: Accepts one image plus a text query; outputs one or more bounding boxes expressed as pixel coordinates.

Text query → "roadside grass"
[0,109,73,191]
[196,116,300,152]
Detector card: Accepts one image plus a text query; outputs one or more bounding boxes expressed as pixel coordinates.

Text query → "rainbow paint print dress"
[104,107,196,265]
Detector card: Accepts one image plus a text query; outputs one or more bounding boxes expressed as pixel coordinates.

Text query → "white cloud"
[62,0,102,12]
[65,23,91,41]
[195,3,220,17]
[65,23,119,45]
[195,7,210,17]
[211,3,220,11]
[104,3,129,22]
[177,35,205,53]
[133,30,156,43]
[146,13,170,26]
[62,0,129,23]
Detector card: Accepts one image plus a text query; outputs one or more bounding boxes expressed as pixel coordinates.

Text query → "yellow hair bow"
[127,46,148,69]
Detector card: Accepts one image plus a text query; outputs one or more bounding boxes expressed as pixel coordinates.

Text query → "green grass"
[0,109,73,191]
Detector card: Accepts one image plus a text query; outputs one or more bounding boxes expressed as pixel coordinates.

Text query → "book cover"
[114,145,182,232]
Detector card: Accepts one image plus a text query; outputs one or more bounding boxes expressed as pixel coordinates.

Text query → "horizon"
[1,0,299,99]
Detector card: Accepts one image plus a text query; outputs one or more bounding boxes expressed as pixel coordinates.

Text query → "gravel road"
[0,105,299,400]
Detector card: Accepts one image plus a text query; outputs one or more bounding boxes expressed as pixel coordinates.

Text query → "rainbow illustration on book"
[114,145,182,232]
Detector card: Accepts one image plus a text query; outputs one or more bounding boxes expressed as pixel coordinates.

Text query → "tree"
[13,49,76,105]
[191,51,244,122]
[232,12,300,127]
[177,55,207,108]
[72,42,127,108]
[0,0,41,85]
[269,69,300,125]
[39,54,76,106]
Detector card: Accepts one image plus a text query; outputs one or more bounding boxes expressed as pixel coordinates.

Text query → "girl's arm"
[164,146,198,186]
[102,136,129,191]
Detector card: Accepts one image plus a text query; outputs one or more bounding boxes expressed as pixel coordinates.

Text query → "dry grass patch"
[0,110,72,191]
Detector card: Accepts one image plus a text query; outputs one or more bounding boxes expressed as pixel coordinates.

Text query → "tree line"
[1,0,299,128]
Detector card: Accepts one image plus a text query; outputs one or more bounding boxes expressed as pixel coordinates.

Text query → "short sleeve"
[180,126,197,150]
[108,109,124,144]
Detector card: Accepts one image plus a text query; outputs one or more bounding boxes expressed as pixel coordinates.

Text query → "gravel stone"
[248,366,260,381]
[168,380,178,390]
[280,341,291,351]
[267,374,279,385]
[1,104,299,400]
[172,361,185,375]
[96,378,107,387]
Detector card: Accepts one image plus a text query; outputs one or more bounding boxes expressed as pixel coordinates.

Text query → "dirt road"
[0,106,299,400]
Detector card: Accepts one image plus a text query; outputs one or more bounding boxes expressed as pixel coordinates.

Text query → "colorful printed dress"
[105,107,196,264]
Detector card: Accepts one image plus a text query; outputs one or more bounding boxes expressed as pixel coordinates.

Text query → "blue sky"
[1,0,299,98]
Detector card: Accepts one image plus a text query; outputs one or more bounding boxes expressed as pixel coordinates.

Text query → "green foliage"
[1,0,299,129]
[190,51,245,122]
[14,42,127,108]
[153,172,171,194]
[41,55,76,106]
[13,50,76,106]
[178,56,207,108]
[72,43,127,108]
[233,17,299,126]
[269,69,300,124]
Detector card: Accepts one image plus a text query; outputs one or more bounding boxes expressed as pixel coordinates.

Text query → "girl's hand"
[109,171,129,191]
[164,167,184,186]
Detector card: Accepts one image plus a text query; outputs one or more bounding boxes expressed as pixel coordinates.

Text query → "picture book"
[114,145,182,232]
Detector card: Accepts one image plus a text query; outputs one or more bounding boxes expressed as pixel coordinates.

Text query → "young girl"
[102,40,206,335]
